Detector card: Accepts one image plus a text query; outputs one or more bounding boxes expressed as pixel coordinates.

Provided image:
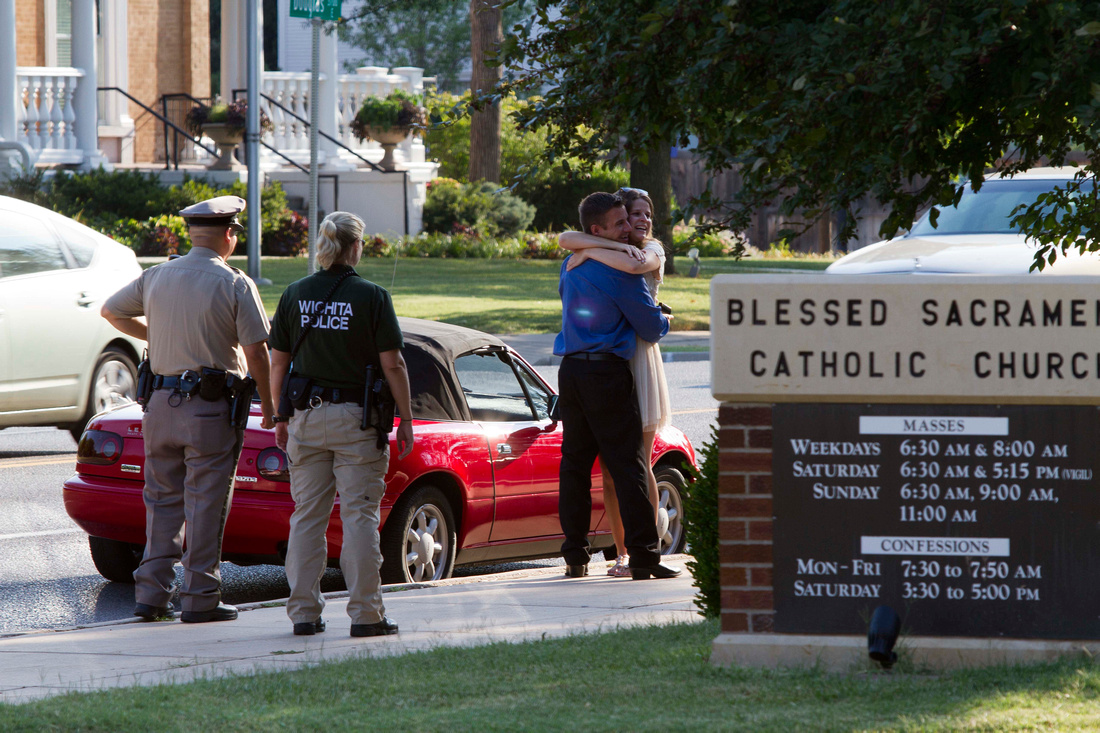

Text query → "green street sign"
[289,0,341,21]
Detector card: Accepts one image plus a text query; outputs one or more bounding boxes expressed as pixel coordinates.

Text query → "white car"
[0,195,145,440]
[827,168,1100,275]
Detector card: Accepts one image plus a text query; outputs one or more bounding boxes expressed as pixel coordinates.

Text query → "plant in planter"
[349,89,426,171]
[185,100,272,171]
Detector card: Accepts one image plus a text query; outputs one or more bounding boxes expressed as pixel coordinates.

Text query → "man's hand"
[275,422,289,451]
[260,413,275,430]
[395,418,414,459]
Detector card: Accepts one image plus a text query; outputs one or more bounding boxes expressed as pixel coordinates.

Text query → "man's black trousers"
[557,356,660,568]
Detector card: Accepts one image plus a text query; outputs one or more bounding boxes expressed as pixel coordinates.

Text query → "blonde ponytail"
[316,211,365,269]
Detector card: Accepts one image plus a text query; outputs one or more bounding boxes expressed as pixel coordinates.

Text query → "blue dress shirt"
[553,257,669,360]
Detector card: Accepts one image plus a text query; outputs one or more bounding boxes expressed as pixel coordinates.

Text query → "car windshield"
[909,178,1090,236]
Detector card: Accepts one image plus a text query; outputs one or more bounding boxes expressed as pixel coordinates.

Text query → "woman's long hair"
[315,211,364,269]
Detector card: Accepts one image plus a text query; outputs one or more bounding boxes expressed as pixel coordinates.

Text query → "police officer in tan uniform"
[102,195,274,623]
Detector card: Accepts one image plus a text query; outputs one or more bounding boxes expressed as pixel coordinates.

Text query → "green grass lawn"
[206,254,830,334]
[3,620,1097,731]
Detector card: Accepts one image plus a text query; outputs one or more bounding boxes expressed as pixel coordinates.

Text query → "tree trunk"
[631,141,674,274]
[468,0,502,183]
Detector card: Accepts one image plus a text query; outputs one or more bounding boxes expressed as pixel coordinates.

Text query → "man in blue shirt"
[554,192,680,580]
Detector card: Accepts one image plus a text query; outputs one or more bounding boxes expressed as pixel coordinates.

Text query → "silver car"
[0,195,145,440]
[827,168,1100,275]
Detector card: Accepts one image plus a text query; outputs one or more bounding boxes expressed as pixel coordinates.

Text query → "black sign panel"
[772,404,1100,639]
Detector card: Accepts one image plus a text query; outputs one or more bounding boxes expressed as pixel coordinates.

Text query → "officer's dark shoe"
[630,562,683,580]
[293,617,326,636]
[133,603,173,621]
[180,603,239,623]
[565,564,589,578]
[350,617,399,637]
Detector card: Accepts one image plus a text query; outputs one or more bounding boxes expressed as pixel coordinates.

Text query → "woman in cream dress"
[558,187,671,576]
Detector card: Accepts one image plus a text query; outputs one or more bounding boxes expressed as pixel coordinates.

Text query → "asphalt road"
[0,360,717,635]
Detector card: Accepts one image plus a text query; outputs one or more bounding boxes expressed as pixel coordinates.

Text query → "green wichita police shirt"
[269,265,403,390]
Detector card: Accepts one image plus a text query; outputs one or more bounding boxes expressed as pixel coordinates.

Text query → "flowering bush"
[262,211,309,256]
[349,90,426,141]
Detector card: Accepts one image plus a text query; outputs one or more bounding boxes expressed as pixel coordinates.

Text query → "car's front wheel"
[655,466,687,555]
[69,347,138,441]
[380,485,457,584]
[88,536,143,583]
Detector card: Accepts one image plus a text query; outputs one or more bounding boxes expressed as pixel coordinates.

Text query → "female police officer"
[268,211,414,637]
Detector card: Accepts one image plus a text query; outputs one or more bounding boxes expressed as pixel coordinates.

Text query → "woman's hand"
[566,250,590,270]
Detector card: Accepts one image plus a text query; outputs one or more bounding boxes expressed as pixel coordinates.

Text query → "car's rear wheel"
[69,347,137,442]
[380,485,457,584]
[88,536,143,583]
[655,466,687,555]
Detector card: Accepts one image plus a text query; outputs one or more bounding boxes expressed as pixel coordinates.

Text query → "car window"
[514,361,552,420]
[52,218,98,268]
[909,179,1094,236]
[0,211,67,278]
[453,352,536,422]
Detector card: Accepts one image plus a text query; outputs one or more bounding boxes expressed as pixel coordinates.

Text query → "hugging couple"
[554,188,681,581]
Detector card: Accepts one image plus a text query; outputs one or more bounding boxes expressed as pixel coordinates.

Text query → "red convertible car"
[64,319,696,584]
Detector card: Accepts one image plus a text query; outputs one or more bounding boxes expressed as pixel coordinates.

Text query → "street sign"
[289,0,341,21]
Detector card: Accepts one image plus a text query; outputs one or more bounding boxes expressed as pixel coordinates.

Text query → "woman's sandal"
[607,555,631,577]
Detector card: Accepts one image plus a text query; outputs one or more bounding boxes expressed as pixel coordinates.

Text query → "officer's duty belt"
[309,386,364,406]
[153,375,188,390]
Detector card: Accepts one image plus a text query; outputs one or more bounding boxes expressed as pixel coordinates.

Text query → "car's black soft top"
[399,318,509,422]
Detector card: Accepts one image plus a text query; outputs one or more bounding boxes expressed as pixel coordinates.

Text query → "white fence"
[16,67,85,166]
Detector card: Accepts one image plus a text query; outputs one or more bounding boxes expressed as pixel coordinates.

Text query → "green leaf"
[1074,21,1100,36]
[792,75,807,91]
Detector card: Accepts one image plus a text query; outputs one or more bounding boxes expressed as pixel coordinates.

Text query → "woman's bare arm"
[558,231,644,261]
[566,245,661,274]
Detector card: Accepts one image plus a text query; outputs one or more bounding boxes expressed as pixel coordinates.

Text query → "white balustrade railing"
[16,67,85,165]
[259,67,420,165]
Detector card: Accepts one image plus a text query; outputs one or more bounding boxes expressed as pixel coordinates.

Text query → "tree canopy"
[500,1,1100,265]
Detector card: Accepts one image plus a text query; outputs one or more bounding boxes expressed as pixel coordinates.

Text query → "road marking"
[0,528,84,541]
[672,408,717,415]
[0,456,76,469]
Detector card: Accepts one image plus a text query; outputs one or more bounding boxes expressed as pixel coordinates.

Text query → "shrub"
[185,100,272,136]
[110,215,192,257]
[422,180,534,238]
[0,166,49,207]
[683,428,720,618]
[51,168,168,222]
[671,225,739,256]
[262,210,309,256]
[510,164,629,232]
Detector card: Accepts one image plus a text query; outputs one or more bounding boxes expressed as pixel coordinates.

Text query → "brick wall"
[16,0,45,66]
[127,0,211,164]
[718,403,775,633]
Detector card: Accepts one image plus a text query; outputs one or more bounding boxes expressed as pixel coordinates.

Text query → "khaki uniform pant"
[135,390,242,612]
[285,401,389,624]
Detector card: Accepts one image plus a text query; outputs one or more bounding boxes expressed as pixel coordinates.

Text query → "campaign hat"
[179,195,246,231]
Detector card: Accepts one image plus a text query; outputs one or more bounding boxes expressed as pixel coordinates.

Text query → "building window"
[45,0,74,67]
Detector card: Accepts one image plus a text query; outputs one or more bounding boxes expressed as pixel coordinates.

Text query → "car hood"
[826,234,1100,276]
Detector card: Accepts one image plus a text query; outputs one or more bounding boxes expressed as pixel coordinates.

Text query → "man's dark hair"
[578,192,624,234]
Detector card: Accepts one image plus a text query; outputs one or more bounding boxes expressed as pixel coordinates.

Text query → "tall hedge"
[684,428,721,618]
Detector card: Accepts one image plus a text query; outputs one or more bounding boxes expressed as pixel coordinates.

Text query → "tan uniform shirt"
[104,247,270,377]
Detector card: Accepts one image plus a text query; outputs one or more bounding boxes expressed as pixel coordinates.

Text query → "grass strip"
[4,620,1097,731]
[175,256,828,333]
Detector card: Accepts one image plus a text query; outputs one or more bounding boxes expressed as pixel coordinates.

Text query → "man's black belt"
[310,386,364,406]
[152,375,189,390]
[565,352,625,362]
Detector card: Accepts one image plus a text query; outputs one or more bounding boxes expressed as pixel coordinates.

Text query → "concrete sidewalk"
[0,557,698,704]
[500,332,711,366]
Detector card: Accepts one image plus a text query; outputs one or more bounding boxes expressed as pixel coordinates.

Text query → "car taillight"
[257,447,290,482]
[77,430,124,465]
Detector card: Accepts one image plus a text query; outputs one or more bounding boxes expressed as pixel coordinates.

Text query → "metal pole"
[307,17,321,274]
[247,0,267,283]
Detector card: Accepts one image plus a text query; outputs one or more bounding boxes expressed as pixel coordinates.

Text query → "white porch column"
[319,26,350,169]
[0,0,17,143]
[99,0,133,164]
[221,0,259,103]
[71,0,107,169]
